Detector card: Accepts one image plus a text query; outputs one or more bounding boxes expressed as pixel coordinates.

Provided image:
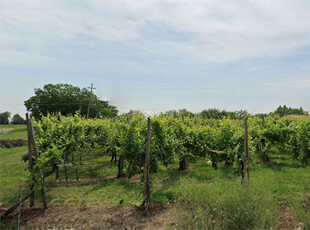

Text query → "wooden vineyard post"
[262,114,265,127]
[71,153,79,182]
[144,117,151,215]
[117,114,127,178]
[245,117,249,182]
[26,113,35,207]
[241,153,245,183]
[178,114,186,171]
[55,167,59,180]
[117,118,130,178]
[63,152,68,182]
[29,118,48,209]
[75,166,79,181]
[242,117,250,184]
[117,155,125,178]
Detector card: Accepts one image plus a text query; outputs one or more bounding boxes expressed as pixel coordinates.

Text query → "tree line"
[1,83,308,124]
[24,84,118,119]
[0,112,26,125]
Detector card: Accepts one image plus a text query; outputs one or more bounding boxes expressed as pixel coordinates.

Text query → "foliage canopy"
[274,105,308,116]
[10,114,26,124]
[24,84,118,119]
[0,111,11,124]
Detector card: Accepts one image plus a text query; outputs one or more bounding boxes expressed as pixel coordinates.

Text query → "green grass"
[0,125,27,140]
[0,142,309,228]
[0,146,28,206]
[174,178,280,229]
[0,146,28,229]
[45,154,144,207]
[0,125,28,208]
[43,148,310,228]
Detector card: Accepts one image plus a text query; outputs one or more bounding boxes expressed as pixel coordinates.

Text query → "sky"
[1,0,310,116]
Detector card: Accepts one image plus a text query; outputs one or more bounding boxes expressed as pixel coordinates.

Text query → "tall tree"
[200,108,227,119]
[24,84,118,118]
[164,109,194,118]
[0,111,11,124]
[11,114,26,124]
[274,105,308,116]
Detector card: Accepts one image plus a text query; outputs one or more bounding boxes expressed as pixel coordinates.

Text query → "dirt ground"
[1,202,306,229]
[279,211,304,230]
[3,203,175,229]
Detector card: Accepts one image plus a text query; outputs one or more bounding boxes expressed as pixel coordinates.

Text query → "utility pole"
[87,83,95,119]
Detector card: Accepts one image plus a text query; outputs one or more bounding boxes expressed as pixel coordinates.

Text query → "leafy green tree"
[0,111,11,124]
[123,110,145,119]
[24,84,118,119]
[178,109,195,118]
[274,105,308,116]
[164,110,179,118]
[11,114,26,124]
[200,108,227,119]
[164,109,194,119]
[198,109,248,120]
[227,110,248,119]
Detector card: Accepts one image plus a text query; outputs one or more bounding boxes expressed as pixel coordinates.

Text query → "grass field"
[0,146,28,207]
[0,125,27,140]
[0,126,309,229]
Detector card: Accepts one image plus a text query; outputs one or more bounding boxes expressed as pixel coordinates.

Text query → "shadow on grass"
[259,161,304,171]
[151,162,238,204]
[253,146,304,171]
[51,162,118,182]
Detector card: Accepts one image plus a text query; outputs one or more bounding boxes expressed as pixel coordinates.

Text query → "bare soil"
[279,211,304,230]
[278,199,305,230]
[1,202,305,229]
[3,204,174,229]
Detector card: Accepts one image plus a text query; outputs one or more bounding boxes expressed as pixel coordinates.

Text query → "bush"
[175,178,279,229]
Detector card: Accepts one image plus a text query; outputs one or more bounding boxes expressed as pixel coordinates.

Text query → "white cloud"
[1,50,59,68]
[1,0,310,66]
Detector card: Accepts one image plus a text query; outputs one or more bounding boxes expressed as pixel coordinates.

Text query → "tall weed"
[176,178,279,229]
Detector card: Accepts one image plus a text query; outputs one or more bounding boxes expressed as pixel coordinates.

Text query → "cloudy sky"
[1,0,310,116]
